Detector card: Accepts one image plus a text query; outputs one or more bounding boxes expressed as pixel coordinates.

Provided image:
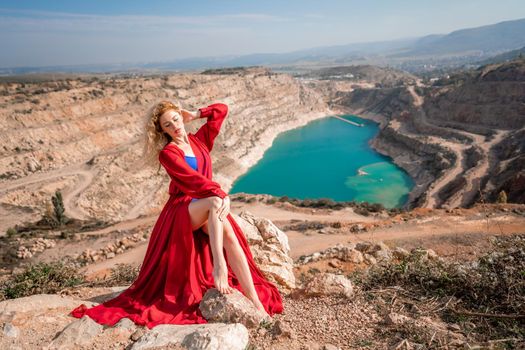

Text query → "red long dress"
[69,103,284,328]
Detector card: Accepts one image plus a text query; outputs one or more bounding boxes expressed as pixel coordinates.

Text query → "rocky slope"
[307,60,524,209]
[0,67,330,230]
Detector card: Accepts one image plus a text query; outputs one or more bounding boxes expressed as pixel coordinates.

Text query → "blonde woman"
[70,101,283,328]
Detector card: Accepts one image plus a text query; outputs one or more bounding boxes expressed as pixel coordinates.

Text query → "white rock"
[393,247,409,259]
[3,322,19,338]
[236,212,295,292]
[0,294,97,314]
[47,315,104,349]
[199,288,270,328]
[340,248,364,264]
[303,273,353,298]
[363,254,377,265]
[131,323,249,350]
[114,317,138,333]
[373,249,393,262]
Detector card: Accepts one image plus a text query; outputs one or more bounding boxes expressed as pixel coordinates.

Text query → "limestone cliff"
[0,67,329,226]
[309,60,525,208]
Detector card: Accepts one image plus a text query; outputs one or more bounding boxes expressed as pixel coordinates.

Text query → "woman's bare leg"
[188,197,233,294]
[200,216,270,317]
[221,219,271,317]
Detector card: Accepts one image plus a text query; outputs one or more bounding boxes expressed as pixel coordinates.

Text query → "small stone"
[373,249,392,262]
[3,322,19,338]
[341,248,364,264]
[383,312,411,325]
[372,241,390,252]
[447,323,461,332]
[393,247,409,259]
[426,249,438,260]
[130,327,146,341]
[355,242,373,253]
[363,254,376,265]
[323,344,340,350]
[271,320,294,339]
[328,259,341,268]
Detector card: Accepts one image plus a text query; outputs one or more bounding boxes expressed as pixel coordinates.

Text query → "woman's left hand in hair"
[180,109,197,124]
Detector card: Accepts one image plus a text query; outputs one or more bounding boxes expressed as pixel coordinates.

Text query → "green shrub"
[266,198,277,204]
[6,227,17,238]
[497,190,508,204]
[51,190,67,227]
[0,261,85,300]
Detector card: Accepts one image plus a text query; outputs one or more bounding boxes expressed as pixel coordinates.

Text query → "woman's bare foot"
[247,293,271,318]
[213,263,233,294]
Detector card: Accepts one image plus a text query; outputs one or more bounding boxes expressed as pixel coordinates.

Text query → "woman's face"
[159,109,185,139]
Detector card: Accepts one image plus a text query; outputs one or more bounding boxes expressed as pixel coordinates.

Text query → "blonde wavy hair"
[140,100,182,174]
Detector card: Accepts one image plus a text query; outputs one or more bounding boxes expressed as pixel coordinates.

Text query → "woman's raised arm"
[194,103,229,152]
[159,148,227,199]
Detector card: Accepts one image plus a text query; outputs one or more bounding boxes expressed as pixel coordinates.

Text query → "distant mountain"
[2,18,525,75]
[475,46,525,65]
[401,18,525,56]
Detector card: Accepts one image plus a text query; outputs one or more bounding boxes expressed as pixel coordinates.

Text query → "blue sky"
[1,0,524,68]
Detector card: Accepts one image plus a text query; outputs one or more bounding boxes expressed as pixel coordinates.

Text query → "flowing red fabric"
[69,103,284,328]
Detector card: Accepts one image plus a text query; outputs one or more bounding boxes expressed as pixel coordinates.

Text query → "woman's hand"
[217,195,230,222]
[180,109,198,124]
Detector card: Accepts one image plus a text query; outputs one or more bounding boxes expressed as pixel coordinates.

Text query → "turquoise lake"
[229,115,414,208]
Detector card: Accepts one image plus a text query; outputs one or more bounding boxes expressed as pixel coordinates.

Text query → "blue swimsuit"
[185,155,198,202]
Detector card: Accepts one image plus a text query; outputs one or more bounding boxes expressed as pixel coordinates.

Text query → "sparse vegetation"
[6,227,17,238]
[349,235,525,342]
[497,190,508,203]
[0,261,142,302]
[0,261,85,300]
[201,66,255,75]
[232,193,402,216]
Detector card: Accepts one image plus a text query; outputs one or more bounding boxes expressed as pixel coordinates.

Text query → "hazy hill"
[403,18,525,56]
[476,46,525,65]
[299,65,417,87]
[4,19,525,75]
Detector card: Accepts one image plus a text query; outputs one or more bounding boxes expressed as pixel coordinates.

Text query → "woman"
[70,101,284,328]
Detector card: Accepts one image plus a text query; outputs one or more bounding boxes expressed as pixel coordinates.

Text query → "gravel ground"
[248,293,390,350]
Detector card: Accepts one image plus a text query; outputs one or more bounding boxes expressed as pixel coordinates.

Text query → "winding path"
[0,163,97,221]
[406,84,508,208]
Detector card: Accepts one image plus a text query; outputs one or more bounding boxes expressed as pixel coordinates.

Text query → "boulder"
[130,323,249,350]
[0,294,97,315]
[235,212,295,292]
[302,273,353,298]
[199,288,270,328]
[47,315,104,349]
